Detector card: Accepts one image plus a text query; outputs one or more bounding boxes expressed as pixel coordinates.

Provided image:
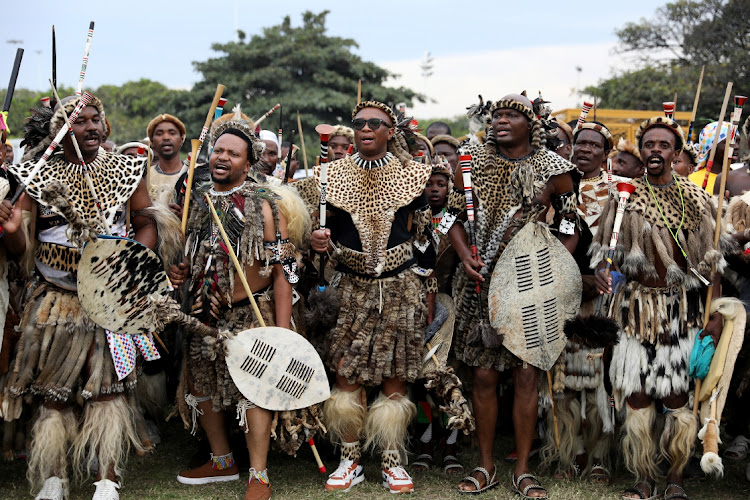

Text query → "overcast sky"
[3,0,668,118]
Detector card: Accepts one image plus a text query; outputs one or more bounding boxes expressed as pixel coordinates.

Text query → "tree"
[186,10,422,164]
[94,79,189,144]
[585,0,750,135]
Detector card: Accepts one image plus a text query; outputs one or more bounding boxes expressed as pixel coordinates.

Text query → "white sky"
[3,0,667,118]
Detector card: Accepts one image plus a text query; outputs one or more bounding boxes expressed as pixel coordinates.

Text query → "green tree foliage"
[94,79,189,144]
[585,0,750,134]
[187,10,422,164]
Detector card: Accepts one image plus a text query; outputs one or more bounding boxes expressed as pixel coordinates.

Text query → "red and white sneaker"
[382,466,414,494]
[325,460,365,492]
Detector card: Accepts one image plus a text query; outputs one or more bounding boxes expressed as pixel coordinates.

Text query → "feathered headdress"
[210,103,264,164]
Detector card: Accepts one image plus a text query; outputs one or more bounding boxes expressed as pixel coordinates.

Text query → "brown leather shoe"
[177,460,240,485]
[244,476,272,500]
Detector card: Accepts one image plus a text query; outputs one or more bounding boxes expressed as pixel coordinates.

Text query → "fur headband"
[574,122,614,150]
[635,116,685,152]
[330,125,354,143]
[431,134,460,149]
[488,99,536,123]
[49,93,109,139]
[351,101,398,127]
[211,104,264,164]
[147,113,186,140]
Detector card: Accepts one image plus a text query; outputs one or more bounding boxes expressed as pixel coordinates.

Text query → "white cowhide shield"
[77,236,172,335]
[224,326,330,411]
[489,222,581,371]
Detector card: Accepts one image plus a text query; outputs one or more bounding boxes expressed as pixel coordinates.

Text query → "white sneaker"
[35,476,67,500]
[325,459,365,492]
[382,466,414,494]
[92,479,120,500]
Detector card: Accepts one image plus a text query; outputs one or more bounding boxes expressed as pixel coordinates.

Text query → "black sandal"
[622,479,657,500]
[664,482,688,500]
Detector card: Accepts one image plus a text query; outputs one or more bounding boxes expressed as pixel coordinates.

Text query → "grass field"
[2,417,750,499]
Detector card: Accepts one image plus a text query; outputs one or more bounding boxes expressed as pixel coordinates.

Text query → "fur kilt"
[185,293,275,413]
[327,270,426,386]
[608,281,703,400]
[4,281,135,416]
[451,262,519,372]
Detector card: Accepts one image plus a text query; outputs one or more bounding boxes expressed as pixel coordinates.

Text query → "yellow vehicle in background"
[553,108,693,144]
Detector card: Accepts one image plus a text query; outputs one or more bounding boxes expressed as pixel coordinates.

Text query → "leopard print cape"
[9,150,145,227]
[316,155,431,276]
[448,143,576,269]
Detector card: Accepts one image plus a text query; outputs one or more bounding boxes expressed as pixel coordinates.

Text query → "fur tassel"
[304,287,340,340]
[322,387,365,445]
[267,184,312,251]
[363,392,416,460]
[701,451,723,477]
[621,403,658,480]
[659,405,696,477]
[27,406,76,492]
[135,204,183,270]
[540,394,580,472]
[563,315,620,349]
[40,181,99,245]
[73,397,144,483]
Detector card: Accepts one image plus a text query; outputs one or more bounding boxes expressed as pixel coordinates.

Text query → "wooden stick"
[688,66,705,143]
[181,140,201,234]
[701,83,732,190]
[254,103,280,126]
[357,79,362,105]
[297,111,309,177]
[76,21,94,96]
[205,194,265,328]
[695,85,733,415]
[546,370,560,450]
[194,85,226,158]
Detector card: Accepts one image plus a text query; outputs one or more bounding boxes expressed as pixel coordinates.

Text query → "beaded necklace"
[644,173,709,285]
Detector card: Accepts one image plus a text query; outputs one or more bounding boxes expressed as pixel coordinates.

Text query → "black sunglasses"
[352,118,392,131]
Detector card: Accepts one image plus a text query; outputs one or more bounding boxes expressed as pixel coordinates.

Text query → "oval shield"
[77,235,172,335]
[225,326,331,411]
[489,223,581,371]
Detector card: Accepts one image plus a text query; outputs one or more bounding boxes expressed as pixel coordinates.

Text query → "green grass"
[2,419,750,499]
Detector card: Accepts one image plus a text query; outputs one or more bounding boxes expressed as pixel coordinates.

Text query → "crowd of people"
[1,85,750,500]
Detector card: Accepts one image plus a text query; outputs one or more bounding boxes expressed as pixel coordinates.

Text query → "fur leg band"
[323,387,365,445]
[364,392,416,463]
[340,441,362,462]
[659,404,697,477]
[621,403,658,480]
[28,406,76,493]
[72,397,144,483]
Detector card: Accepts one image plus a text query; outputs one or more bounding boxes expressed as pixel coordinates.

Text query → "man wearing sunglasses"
[310,101,433,494]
